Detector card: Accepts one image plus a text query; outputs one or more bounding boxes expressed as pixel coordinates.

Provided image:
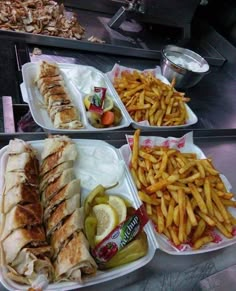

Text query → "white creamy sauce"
[67,66,106,94]
[77,147,125,189]
[168,55,209,73]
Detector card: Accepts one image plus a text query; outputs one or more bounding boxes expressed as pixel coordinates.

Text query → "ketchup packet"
[88,87,107,114]
[92,205,149,263]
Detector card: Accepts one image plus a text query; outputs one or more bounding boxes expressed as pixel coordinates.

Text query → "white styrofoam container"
[0,139,157,291]
[21,63,131,132]
[106,64,198,129]
[122,131,236,255]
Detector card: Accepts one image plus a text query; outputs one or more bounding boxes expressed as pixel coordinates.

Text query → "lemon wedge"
[108,195,127,224]
[93,204,119,244]
[84,94,114,112]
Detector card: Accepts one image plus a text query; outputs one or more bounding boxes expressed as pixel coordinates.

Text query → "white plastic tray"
[21,63,131,132]
[106,64,198,129]
[0,139,156,291]
[121,132,236,255]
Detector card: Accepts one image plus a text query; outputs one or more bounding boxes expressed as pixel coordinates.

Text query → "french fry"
[193,235,213,249]
[178,189,186,243]
[169,226,180,246]
[131,129,140,170]
[192,219,206,242]
[212,218,233,239]
[161,196,168,218]
[211,190,230,223]
[186,197,198,227]
[173,205,179,226]
[204,177,214,216]
[166,198,175,228]
[189,183,208,214]
[156,206,165,233]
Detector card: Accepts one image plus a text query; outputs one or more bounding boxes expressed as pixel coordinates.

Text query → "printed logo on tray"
[161,136,186,149]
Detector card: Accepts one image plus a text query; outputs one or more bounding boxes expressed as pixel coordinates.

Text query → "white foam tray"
[106,64,198,129]
[21,63,131,132]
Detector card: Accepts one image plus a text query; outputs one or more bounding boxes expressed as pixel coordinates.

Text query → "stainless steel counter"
[0,130,236,290]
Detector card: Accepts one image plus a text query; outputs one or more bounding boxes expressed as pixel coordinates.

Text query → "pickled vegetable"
[100,231,148,269]
[84,216,97,248]
[84,183,118,216]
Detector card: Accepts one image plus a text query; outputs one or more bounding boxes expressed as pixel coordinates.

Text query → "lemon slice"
[93,204,119,244]
[108,195,127,224]
[84,94,114,112]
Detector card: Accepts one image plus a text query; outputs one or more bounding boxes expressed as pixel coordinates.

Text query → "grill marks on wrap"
[0,139,53,285]
[1,136,97,286]
[36,61,83,129]
[40,135,97,282]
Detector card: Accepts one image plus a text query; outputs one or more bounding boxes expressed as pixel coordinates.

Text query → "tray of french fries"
[121,129,236,254]
[107,64,198,129]
[21,61,131,132]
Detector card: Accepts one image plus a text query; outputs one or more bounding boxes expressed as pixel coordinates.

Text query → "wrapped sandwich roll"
[2,183,39,214]
[54,231,97,282]
[44,179,80,219]
[40,137,78,177]
[7,246,53,285]
[0,139,54,286]
[41,168,76,203]
[36,60,83,129]
[40,135,97,281]
[40,160,74,192]
[46,194,80,236]
[50,208,84,260]
[1,203,43,240]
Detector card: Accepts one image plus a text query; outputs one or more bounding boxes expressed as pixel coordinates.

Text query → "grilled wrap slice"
[46,194,80,237]
[2,183,39,214]
[54,231,97,282]
[50,208,84,260]
[1,203,43,240]
[7,246,53,285]
[6,152,39,175]
[36,61,60,80]
[2,226,46,264]
[41,135,76,161]
[4,171,38,193]
[42,168,75,203]
[40,145,77,177]
[40,160,74,192]
[44,179,80,219]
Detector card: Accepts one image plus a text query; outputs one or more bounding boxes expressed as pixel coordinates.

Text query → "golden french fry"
[186,196,198,226]
[169,226,180,246]
[189,183,208,214]
[204,177,214,216]
[212,218,233,238]
[161,196,168,218]
[156,206,165,233]
[213,203,224,222]
[193,235,213,249]
[131,129,140,170]
[138,191,161,206]
[178,189,186,243]
[192,219,206,243]
[186,218,192,236]
[130,168,142,189]
[173,205,180,226]
[197,210,215,227]
[146,203,152,215]
[137,166,148,187]
[212,190,230,223]
[166,198,175,228]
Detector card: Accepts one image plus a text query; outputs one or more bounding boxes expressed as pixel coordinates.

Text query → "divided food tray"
[21,63,131,132]
[0,134,236,290]
[21,62,198,133]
